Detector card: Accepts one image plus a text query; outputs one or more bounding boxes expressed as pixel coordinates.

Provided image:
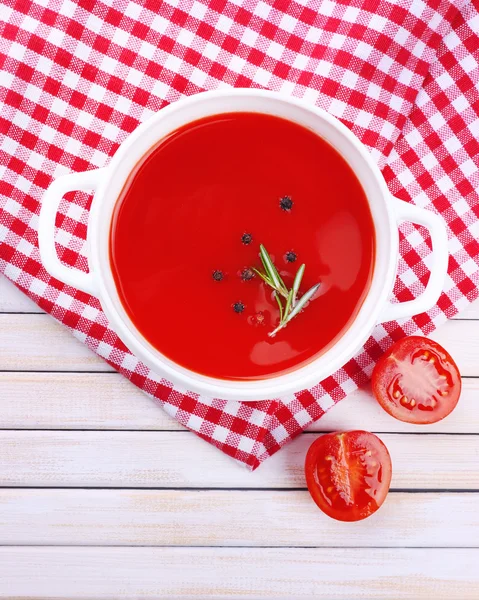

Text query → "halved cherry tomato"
[372,336,461,424]
[305,431,392,522]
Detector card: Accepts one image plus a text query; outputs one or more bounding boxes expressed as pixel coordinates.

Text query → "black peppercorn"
[285,251,297,263]
[241,233,253,245]
[233,301,245,313]
[212,270,224,282]
[279,196,293,211]
[241,268,254,281]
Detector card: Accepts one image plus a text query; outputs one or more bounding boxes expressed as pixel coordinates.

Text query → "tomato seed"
[372,336,461,425]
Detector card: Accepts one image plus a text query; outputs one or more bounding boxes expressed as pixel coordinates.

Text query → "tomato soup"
[110,113,375,380]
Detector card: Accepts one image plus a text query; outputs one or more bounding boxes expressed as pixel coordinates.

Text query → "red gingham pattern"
[1,0,478,469]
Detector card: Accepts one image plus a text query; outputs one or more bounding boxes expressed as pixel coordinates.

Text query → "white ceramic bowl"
[39,89,449,401]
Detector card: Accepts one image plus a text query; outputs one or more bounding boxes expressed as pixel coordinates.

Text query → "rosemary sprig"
[292,263,305,307]
[259,245,286,293]
[252,244,320,337]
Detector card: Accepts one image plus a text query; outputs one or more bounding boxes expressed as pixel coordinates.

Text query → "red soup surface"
[110,113,375,380]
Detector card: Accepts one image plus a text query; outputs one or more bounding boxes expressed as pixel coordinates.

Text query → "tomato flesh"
[372,336,461,424]
[305,431,392,522]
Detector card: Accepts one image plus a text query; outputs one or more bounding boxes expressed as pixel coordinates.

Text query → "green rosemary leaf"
[292,263,305,306]
[252,244,320,337]
[260,245,287,293]
[254,267,289,299]
[252,267,272,286]
[259,245,280,287]
[275,291,284,322]
[284,287,294,320]
[286,283,320,323]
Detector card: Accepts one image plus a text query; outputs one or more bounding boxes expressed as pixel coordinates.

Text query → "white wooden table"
[1,275,479,599]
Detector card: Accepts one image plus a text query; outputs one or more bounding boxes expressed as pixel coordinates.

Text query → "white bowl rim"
[38,89,449,401]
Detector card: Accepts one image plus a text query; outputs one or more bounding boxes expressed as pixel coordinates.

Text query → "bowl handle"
[378,197,449,323]
[38,169,106,296]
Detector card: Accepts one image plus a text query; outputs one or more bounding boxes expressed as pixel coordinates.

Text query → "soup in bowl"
[39,90,448,401]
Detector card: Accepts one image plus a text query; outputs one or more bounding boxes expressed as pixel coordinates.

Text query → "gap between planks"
[1,307,479,375]
[1,372,478,432]
[1,430,478,489]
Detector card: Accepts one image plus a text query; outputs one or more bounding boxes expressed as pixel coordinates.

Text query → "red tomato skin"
[372,336,461,425]
[305,431,392,522]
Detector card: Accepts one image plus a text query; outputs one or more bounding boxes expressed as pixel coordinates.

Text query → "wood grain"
[1,372,478,433]
[2,265,479,600]
[0,312,478,374]
[0,372,182,430]
[428,319,479,375]
[308,379,479,433]
[1,430,478,489]
[451,301,479,320]
[0,276,42,313]
[2,547,478,599]
[0,314,112,371]
[0,489,477,547]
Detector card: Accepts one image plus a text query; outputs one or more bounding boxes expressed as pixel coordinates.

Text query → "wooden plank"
[1,547,478,599]
[1,430,478,489]
[0,312,477,378]
[310,378,479,432]
[0,372,477,433]
[0,276,42,313]
[0,314,477,376]
[0,314,112,371]
[0,372,182,430]
[0,489,477,547]
[451,298,479,320]
[429,319,479,376]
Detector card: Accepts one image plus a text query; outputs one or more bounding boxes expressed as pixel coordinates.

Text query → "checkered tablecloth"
[1,0,478,469]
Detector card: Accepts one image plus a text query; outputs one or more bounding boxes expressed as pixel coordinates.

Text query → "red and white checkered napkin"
[1,1,478,469]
